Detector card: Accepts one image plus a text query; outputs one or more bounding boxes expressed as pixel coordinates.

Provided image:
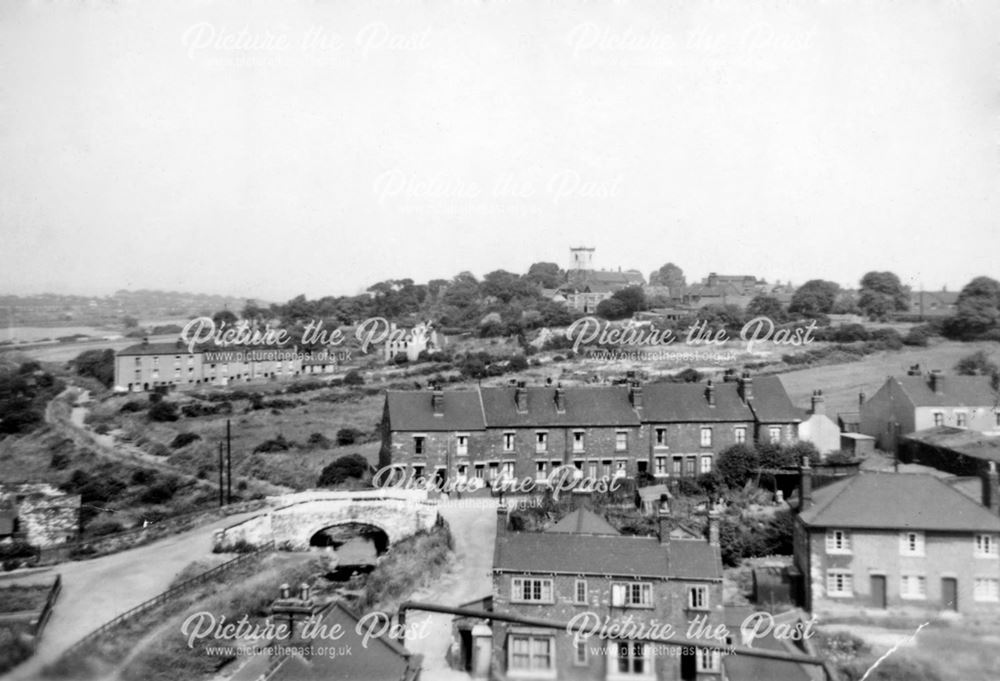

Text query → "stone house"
[796,391,842,456]
[793,468,1000,615]
[0,483,80,548]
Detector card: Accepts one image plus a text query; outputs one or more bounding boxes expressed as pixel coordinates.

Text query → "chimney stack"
[554,384,566,413]
[929,370,944,395]
[705,380,716,407]
[983,461,1000,514]
[810,389,825,416]
[799,455,813,512]
[858,391,866,409]
[431,384,444,416]
[630,381,643,410]
[496,502,508,536]
[142,337,149,346]
[657,497,671,546]
[707,506,720,546]
[722,368,738,383]
[738,371,753,403]
[515,381,528,413]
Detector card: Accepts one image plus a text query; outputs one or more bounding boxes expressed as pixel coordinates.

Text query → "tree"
[945,276,1000,339]
[954,350,999,377]
[649,262,686,289]
[595,297,629,320]
[343,369,364,386]
[858,271,909,321]
[148,401,179,422]
[716,444,760,489]
[212,309,239,327]
[72,349,115,387]
[336,427,363,445]
[122,315,139,329]
[789,280,839,317]
[524,262,565,289]
[746,295,786,322]
[318,454,371,487]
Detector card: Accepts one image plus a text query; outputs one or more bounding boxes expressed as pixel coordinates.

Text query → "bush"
[716,444,760,488]
[317,453,371,487]
[904,324,933,347]
[307,432,333,448]
[72,348,115,388]
[170,432,202,449]
[336,427,363,446]
[253,435,294,453]
[139,476,181,504]
[343,369,364,386]
[86,518,125,537]
[148,401,179,422]
[508,355,529,371]
[50,450,71,470]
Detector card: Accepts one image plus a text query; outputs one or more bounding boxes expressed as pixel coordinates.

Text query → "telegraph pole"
[226,419,233,504]
[218,442,225,507]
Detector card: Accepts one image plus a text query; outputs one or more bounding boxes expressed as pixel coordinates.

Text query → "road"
[402,499,497,680]
[3,510,260,681]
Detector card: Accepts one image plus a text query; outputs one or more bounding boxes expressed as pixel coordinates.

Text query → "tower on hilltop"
[569,246,595,272]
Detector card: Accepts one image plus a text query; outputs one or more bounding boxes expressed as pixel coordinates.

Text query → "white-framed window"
[700,455,713,474]
[501,461,515,480]
[654,456,667,476]
[700,427,712,447]
[933,412,944,427]
[573,637,588,666]
[535,461,548,481]
[611,582,652,607]
[956,412,968,428]
[572,430,585,452]
[616,431,628,451]
[588,461,598,479]
[615,459,627,478]
[974,577,1000,602]
[488,461,499,480]
[503,432,515,452]
[655,427,666,447]
[413,435,425,455]
[535,431,548,453]
[601,460,613,480]
[734,426,747,444]
[900,531,925,556]
[574,579,587,604]
[697,647,721,672]
[612,641,652,677]
[456,464,468,481]
[900,574,926,600]
[511,578,553,603]
[688,585,709,610]
[975,534,998,558]
[473,463,485,479]
[456,433,468,456]
[826,570,853,597]
[768,426,781,442]
[509,634,554,672]
[826,529,852,554]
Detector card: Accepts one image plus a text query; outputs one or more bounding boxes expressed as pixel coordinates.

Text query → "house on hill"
[793,469,1000,615]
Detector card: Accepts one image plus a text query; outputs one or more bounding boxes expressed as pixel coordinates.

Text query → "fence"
[31,574,62,640]
[61,540,275,658]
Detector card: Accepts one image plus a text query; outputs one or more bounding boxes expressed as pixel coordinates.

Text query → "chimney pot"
[431,386,444,416]
[279,583,290,599]
[630,382,643,410]
[810,390,826,416]
[496,503,508,535]
[738,372,753,403]
[657,500,671,546]
[708,507,720,546]
[705,380,716,407]
[299,582,311,601]
[983,461,1000,514]
[554,385,566,413]
[929,370,944,395]
[515,383,528,413]
[799,455,813,512]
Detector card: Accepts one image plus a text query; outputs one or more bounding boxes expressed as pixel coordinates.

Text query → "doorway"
[870,575,887,609]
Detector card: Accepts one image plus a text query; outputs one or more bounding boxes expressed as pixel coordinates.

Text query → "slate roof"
[545,508,620,535]
[118,341,200,356]
[748,375,803,424]
[641,382,754,423]
[480,386,640,428]
[903,426,1000,464]
[723,607,821,681]
[797,472,1000,532]
[384,390,485,431]
[893,375,998,408]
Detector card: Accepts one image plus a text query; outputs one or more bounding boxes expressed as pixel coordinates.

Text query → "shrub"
[87,518,125,537]
[508,355,529,371]
[253,435,294,453]
[343,369,364,386]
[139,476,180,504]
[336,427,363,446]
[904,324,933,347]
[317,454,371,487]
[148,401,179,422]
[716,444,760,488]
[307,432,333,448]
[170,432,202,449]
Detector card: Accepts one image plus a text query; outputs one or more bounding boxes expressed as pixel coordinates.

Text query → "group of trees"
[0,361,62,435]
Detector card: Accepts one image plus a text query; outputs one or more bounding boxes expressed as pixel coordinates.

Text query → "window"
[456,434,468,456]
[413,436,425,455]
[573,431,585,452]
[700,455,712,474]
[535,461,547,481]
[826,570,853,597]
[614,641,651,676]
[956,412,967,428]
[697,647,721,672]
[826,529,852,554]
[574,579,587,604]
[511,578,553,603]
[654,456,667,476]
[509,634,553,671]
[503,432,515,452]
[900,574,926,600]
[934,412,944,427]
[655,428,666,446]
[900,531,925,556]
[615,460,627,478]
[412,465,424,479]
[688,585,709,610]
[473,463,485,479]
[700,427,712,447]
[672,457,683,476]
[976,534,998,557]
[616,431,628,451]
[734,427,747,444]
[588,461,597,479]
[768,426,781,442]
[684,456,696,477]
[535,431,548,453]
[501,461,515,480]
[574,637,588,666]
[457,464,468,480]
[601,460,613,479]
[611,582,652,607]
[488,462,499,481]
[974,578,1000,602]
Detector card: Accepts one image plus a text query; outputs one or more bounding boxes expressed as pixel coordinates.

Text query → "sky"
[1,0,998,302]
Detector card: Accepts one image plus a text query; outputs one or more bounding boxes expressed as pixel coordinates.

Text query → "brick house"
[380,375,802,484]
[491,505,725,680]
[793,468,1000,615]
[860,368,1000,452]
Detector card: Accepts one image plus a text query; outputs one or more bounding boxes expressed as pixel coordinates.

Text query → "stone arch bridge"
[212,489,439,552]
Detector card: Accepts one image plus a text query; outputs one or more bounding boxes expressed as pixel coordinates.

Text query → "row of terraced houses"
[379,373,802,484]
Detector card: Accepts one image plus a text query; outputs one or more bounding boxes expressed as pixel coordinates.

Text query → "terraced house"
[379,373,801,485]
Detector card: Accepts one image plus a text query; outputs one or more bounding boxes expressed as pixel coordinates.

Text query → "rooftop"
[892,374,998,408]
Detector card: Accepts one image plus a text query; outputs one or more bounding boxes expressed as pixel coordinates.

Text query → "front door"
[870,575,887,608]
[942,577,958,611]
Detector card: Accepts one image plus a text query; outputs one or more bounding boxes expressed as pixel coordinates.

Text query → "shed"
[840,432,875,457]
